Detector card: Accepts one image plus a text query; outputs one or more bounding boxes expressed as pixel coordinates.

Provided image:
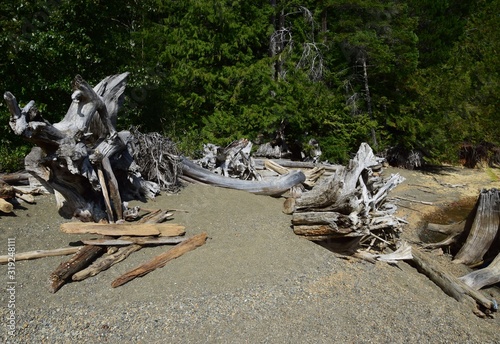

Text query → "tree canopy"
[0,0,498,171]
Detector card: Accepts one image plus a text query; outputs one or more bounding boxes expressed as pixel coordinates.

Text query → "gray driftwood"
[453,189,500,265]
[287,143,405,247]
[460,253,500,290]
[4,73,159,222]
[411,248,496,317]
[181,157,305,196]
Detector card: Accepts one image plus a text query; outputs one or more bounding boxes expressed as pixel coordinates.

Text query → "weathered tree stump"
[4,73,159,222]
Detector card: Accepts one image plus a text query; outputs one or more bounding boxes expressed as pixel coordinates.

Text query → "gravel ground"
[1,166,500,343]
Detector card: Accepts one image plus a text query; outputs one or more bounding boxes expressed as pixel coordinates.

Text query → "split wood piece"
[426,221,466,236]
[454,189,500,266]
[138,209,174,224]
[97,165,114,223]
[101,156,123,221]
[181,157,305,196]
[0,246,82,264]
[411,248,496,316]
[111,232,208,288]
[82,236,187,246]
[49,245,105,293]
[394,196,433,205]
[0,198,14,213]
[60,222,185,237]
[15,192,35,204]
[72,244,142,281]
[460,252,500,290]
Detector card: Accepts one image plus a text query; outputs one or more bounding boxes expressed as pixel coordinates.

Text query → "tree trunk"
[361,58,377,149]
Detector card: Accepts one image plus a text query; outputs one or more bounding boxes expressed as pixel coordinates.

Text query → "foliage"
[0,0,498,171]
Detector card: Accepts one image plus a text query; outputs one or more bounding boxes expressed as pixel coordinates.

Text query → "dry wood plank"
[111,232,208,288]
[15,192,35,204]
[49,245,105,293]
[82,236,186,246]
[72,244,142,281]
[0,198,14,213]
[60,222,185,237]
[0,246,82,264]
[411,248,496,315]
[454,189,500,265]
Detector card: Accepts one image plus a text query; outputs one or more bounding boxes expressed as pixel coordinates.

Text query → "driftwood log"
[0,247,83,264]
[411,248,497,317]
[4,73,160,222]
[286,143,405,245]
[49,244,106,293]
[111,232,208,288]
[181,157,305,196]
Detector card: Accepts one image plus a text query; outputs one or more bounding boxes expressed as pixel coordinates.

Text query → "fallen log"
[411,248,496,316]
[49,245,105,293]
[111,232,208,288]
[0,172,31,185]
[453,189,500,265]
[181,157,305,196]
[460,253,500,290]
[292,211,360,239]
[0,246,82,264]
[60,222,185,237]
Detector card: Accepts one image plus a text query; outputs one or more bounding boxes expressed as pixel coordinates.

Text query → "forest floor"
[1,165,500,343]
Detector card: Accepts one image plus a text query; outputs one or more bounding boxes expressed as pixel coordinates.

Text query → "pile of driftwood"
[2,72,210,291]
[0,208,206,292]
[283,143,406,252]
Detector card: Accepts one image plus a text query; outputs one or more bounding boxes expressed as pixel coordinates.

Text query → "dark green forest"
[0,0,498,171]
